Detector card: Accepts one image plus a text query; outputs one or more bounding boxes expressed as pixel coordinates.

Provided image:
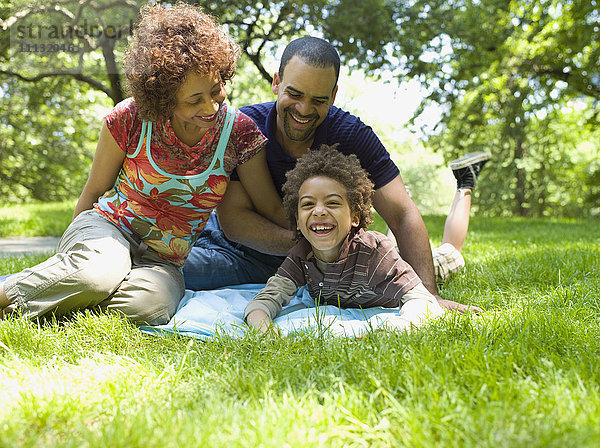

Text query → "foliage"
[0,0,282,204]
[393,0,599,106]
[0,77,110,204]
[389,0,600,216]
[227,55,274,107]
[0,0,402,103]
[1,217,599,446]
[387,140,456,216]
[1,0,599,215]
[433,95,600,217]
[0,200,74,237]
[0,0,138,104]
[5,0,596,105]
[203,0,402,82]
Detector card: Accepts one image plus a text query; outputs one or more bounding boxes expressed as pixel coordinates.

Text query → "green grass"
[1,215,599,447]
[0,201,75,237]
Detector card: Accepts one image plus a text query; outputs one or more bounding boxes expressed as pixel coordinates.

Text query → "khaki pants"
[3,213,183,325]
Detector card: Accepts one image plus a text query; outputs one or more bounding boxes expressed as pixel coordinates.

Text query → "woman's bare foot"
[0,281,10,309]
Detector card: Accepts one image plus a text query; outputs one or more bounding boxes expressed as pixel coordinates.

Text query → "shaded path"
[0,236,60,256]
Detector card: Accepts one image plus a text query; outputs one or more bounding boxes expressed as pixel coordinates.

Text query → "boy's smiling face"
[297,176,359,262]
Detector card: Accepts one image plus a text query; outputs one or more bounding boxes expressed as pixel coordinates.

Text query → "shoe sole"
[449,151,491,170]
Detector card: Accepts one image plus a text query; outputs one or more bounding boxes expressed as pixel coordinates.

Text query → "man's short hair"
[278,36,341,86]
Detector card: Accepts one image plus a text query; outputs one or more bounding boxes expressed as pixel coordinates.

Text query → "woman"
[0,2,286,325]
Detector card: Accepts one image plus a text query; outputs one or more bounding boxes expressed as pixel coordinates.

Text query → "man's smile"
[288,110,315,126]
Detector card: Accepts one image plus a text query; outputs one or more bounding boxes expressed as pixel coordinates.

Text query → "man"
[184,36,484,312]
[387,151,490,284]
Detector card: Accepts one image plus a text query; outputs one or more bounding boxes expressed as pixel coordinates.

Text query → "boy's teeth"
[312,225,333,231]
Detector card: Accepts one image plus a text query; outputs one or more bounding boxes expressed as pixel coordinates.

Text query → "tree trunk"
[514,131,527,216]
[101,39,124,105]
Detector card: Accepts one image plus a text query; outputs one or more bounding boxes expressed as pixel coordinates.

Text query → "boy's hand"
[246,309,280,336]
[380,316,413,332]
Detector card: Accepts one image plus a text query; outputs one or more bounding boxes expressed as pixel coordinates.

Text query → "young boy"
[244,145,444,333]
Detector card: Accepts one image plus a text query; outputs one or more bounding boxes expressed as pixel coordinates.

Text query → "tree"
[1,0,139,104]
[1,0,598,214]
[0,0,405,203]
[0,76,110,203]
[0,0,402,105]
[386,0,599,216]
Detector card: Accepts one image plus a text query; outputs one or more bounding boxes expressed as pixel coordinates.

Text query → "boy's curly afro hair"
[282,144,374,231]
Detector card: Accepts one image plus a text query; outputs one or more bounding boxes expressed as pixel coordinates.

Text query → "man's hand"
[217,181,296,256]
[436,295,484,314]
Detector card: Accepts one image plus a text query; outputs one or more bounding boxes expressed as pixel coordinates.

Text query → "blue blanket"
[139,284,400,339]
[0,273,401,338]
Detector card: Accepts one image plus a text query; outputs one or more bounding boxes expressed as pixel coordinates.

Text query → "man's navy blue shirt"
[235,101,400,196]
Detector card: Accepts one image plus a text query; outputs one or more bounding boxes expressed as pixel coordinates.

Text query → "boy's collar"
[296,228,363,263]
[336,227,361,261]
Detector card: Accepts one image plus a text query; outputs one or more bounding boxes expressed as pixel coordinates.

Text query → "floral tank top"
[91,99,266,267]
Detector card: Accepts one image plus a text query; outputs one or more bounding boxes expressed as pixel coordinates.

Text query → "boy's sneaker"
[449,151,491,190]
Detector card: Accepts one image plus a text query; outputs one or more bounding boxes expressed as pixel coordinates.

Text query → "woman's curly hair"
[282,144,374,232]
[124,2,240,121]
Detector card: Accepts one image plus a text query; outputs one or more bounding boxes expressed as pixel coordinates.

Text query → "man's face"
[272,56,338,147]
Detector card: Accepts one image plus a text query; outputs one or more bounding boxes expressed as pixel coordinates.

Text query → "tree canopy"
[394,0,599,216]
[1,0,598,215]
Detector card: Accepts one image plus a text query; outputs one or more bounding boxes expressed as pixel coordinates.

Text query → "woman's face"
[172,71,226,131]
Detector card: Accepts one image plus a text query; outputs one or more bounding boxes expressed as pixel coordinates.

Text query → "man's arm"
[373,175,479,313]
[216,180,296,256]
[235,148,288,229]
[372,175,440,298]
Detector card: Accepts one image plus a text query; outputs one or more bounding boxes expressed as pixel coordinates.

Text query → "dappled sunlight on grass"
[0,216,599,446]
[1,355,153,413]
[0,200,75,237]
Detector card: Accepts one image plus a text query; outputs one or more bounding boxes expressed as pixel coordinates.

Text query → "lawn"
[0,203,599,447]
[0,201,75,237]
